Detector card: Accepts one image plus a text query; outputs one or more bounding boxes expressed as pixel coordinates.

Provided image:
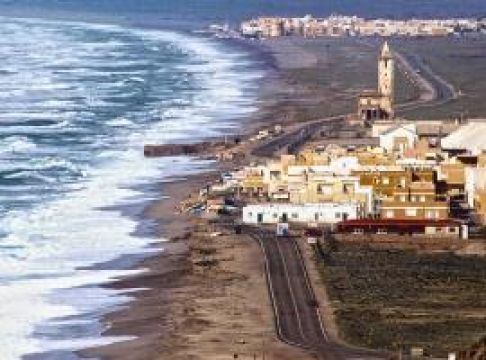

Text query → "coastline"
[80,34,426,359]
[80,35,320,360]
[1,9,485,360]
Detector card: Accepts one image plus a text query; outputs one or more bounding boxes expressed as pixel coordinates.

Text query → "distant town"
[232,15,486,38]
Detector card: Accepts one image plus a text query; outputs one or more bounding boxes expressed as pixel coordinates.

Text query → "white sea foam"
[106,117,134,127]
[0,136,37,155]
[0,16,263,360]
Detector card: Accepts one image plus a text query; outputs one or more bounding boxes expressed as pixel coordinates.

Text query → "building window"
[405,208,417,217]
[292,213,298,219]
[420,196,426,202]
[382,177,389,185]
[449,227,457,233]
[248,212,253,217]
[385,210,394,218]
[273,213,278,219]
[400,195,406,202]
[335,212,341,219]
[317,184,332,195]
[343,184,354,194]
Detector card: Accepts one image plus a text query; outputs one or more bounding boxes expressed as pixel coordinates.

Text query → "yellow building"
[240,167,267,196]
[473,189,486,224]
[289,174,372,209]
[438,162,465,196]
[296,150,330,166]
[380,182,449,220]
[352,167,435,199]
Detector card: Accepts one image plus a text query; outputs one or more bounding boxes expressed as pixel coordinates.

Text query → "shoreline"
[80,34,322,360]
[78,36,282,359]
[80,173,218,360]
[80,34,439,359]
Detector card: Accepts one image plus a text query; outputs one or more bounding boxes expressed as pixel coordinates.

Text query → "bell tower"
[378,41,394,117]
[356,41,396,125]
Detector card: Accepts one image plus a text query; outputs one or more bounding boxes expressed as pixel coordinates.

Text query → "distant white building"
[441,121,486,155]
[379,123,417,154]
[242,202,361,225]
[465,167,486,208]
[240,21,262,37]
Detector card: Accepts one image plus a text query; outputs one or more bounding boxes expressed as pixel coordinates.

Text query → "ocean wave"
[0,136,37,155]
[33,157,86,175]
[0,157,86,179]
[3,170,57,184]
[106,117,134,127]
[0,15,263,360]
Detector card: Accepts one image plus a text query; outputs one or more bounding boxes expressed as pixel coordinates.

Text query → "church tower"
[378,41,394,117]
[356,41,396,125]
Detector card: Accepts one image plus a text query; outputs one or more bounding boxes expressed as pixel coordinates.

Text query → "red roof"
[338,218,462,227]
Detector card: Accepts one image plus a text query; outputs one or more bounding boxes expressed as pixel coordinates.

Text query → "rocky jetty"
[144,143,212,157]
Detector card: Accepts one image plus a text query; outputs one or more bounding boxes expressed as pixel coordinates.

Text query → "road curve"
[395,51,457,114]
[250,228,385,360]
[252,116,343,158]
[356,38,457,115]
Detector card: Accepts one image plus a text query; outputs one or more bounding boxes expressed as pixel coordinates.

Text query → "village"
[238,15,486,39]
[146,41,486,359]
[188,43,485,243]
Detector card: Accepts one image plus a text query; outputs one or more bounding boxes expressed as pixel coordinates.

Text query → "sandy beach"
[79,36,324,360]
[0,2,485,358]
[81,35,423,360]
[81,177,317,360]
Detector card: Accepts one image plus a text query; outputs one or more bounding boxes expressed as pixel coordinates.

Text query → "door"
[257,213,263,224]
[282,213,288,222]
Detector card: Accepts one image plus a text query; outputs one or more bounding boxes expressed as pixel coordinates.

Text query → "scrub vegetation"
[316,240,486,357]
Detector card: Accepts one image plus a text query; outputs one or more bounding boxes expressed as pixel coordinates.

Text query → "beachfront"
[81,34,486,360]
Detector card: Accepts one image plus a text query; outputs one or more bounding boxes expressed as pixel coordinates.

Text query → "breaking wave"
[0,16,262,359]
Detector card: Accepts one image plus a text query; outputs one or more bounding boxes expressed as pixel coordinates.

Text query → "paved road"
[356,38,457,114]
[395,52,457,114]
[250,42,458,160]
[250,228,385,360]
[252,116,343,158]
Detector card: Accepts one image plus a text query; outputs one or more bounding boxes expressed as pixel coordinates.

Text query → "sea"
[0,1,485,359]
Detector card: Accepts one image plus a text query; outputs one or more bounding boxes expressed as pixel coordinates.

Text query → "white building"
[465,167,486,208]
[441,121,486,155]
[242,202,361,225]
[240,21,262,37]
[379,123,418,154]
